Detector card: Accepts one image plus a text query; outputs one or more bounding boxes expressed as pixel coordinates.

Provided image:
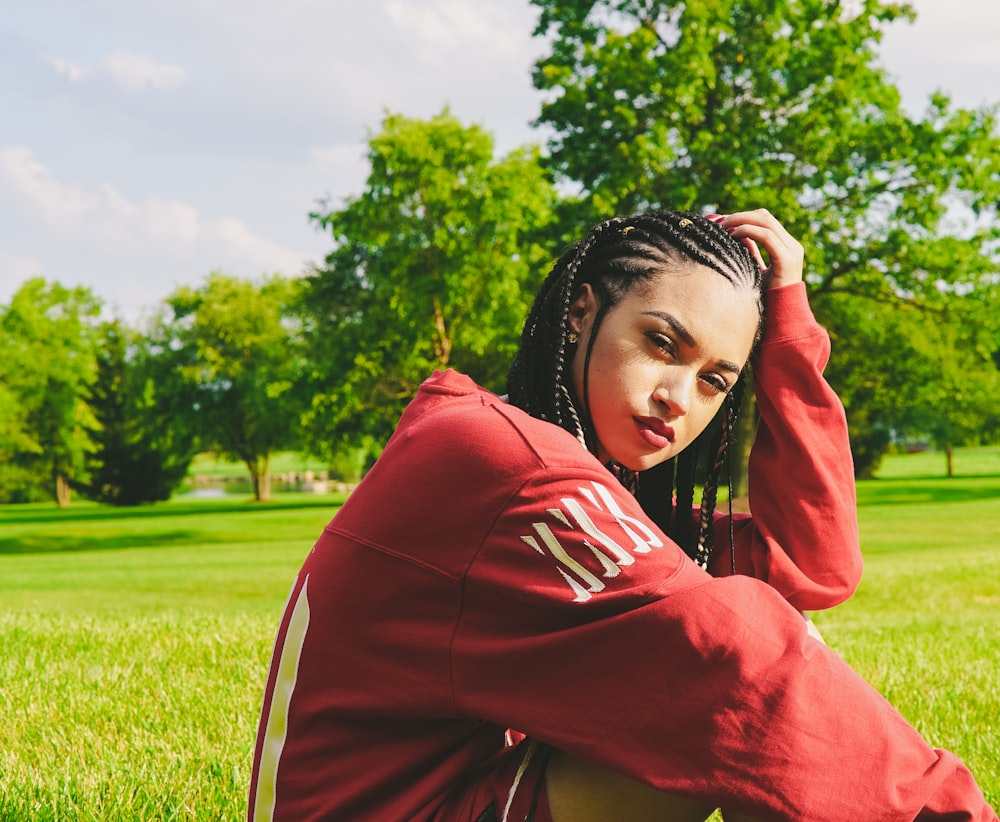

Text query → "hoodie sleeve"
[708,282,863,611]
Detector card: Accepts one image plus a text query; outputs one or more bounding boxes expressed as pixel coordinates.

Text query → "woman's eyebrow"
[643,310,695,345]
[642,310,743,375]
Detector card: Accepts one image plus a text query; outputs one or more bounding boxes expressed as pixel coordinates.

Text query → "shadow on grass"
[0,496,342,527]
[858,476,1000,507]
[872,472,1000,482]
[0,496,346,556]
[0,531,218,555]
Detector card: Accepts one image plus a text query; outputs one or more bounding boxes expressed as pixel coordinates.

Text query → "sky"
[2,0,999,325]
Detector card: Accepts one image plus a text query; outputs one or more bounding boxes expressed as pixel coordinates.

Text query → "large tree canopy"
[303,109,559,468]
[531,0,1000,475]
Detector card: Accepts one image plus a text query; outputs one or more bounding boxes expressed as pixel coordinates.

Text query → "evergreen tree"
[82,321,198,505]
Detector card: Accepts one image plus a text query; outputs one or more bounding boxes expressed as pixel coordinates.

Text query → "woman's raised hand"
[710,209,804,290]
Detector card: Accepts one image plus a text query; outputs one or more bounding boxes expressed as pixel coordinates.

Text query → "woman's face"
[568,264,759,472]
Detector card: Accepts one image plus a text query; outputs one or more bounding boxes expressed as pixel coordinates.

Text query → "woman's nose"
[653,370,694,416]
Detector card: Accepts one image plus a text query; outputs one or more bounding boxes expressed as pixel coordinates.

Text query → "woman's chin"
[614,450,676,473]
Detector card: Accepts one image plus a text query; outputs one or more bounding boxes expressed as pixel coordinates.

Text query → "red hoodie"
[249,285,995,821]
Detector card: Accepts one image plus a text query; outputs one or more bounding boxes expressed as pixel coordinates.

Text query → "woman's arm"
[707,211,862,610]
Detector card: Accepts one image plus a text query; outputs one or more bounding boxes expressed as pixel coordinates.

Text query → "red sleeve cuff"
[758,283,821,346]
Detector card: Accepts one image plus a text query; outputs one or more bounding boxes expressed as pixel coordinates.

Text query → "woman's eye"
[701,374,730,395]
[647,332,675,356]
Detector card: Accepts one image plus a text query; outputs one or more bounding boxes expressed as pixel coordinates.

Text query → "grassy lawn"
[0,496,343,821]
[1,448,998,818]
[814,446,1000,800]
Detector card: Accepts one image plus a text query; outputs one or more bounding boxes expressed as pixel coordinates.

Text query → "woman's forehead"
[626,266,760,349]
[631,263,758,304]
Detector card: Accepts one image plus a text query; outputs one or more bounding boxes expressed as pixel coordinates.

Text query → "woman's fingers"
[742,236,766,270]
[715,209,804,289]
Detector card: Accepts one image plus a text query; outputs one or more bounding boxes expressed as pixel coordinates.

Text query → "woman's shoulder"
[330,372,610,576]
[394,370,596,477]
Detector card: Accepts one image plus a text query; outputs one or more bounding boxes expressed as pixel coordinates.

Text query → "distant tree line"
[2,0,999,506]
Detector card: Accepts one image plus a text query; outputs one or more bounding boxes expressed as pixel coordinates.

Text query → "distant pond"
[181,470,354,497]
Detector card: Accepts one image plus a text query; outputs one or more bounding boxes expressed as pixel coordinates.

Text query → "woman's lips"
[634,417,675,449]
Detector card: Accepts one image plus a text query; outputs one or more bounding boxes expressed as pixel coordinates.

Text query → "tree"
[81,320,200,505]
[303,109,559,467]
[164,273,306,502]
[530,0,1000,478]
[898,285,1000,476]
[0,278,102,505]
[0,382,40,504]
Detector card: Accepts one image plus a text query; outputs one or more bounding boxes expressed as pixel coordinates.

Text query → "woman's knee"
[544,748,717,822]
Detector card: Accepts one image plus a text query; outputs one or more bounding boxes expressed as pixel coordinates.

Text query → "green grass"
[1,450,999,819]
[811,444,1000,805]
[0,495,344,821]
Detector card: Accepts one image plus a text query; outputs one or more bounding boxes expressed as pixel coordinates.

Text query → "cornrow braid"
[507,209,764,564]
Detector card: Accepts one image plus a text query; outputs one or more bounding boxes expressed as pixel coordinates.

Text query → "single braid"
[695,377,747,569]
[673,448,700,562]
[727,438,738,576]
[507,209,764,562]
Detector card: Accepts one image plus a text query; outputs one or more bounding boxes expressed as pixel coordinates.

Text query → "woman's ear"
[567,283,596,335]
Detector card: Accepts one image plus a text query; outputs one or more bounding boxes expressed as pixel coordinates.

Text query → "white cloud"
[384,0,540,68]
[212,217,312,276]
[0,146,93,222]
[101,51,187,93]
[47,55,88,83]
[0,146,314,293]
[310,142,367,172]
[144,199,201,247]
[386,0,496,48]
[41,49,186,93]
[0,147,195,248]
[880,0,1000,111]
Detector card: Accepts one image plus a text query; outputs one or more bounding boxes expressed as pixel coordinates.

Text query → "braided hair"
[507,210,764,570]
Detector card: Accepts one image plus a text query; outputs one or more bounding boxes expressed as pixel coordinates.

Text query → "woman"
[248,210,995,821]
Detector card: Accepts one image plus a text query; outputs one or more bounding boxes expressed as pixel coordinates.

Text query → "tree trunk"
[432,296,452,366]
[945,443,955,478]
[246,455,272,502]
[54,469,72,508]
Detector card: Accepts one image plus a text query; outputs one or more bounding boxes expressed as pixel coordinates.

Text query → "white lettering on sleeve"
[530,522,606,598]
[590,482,663,554]
[520,481,668,602]
[559,497,634,566]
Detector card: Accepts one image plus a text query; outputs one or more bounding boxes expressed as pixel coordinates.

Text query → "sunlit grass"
[0,611,269,821]
[0,495,340,820]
